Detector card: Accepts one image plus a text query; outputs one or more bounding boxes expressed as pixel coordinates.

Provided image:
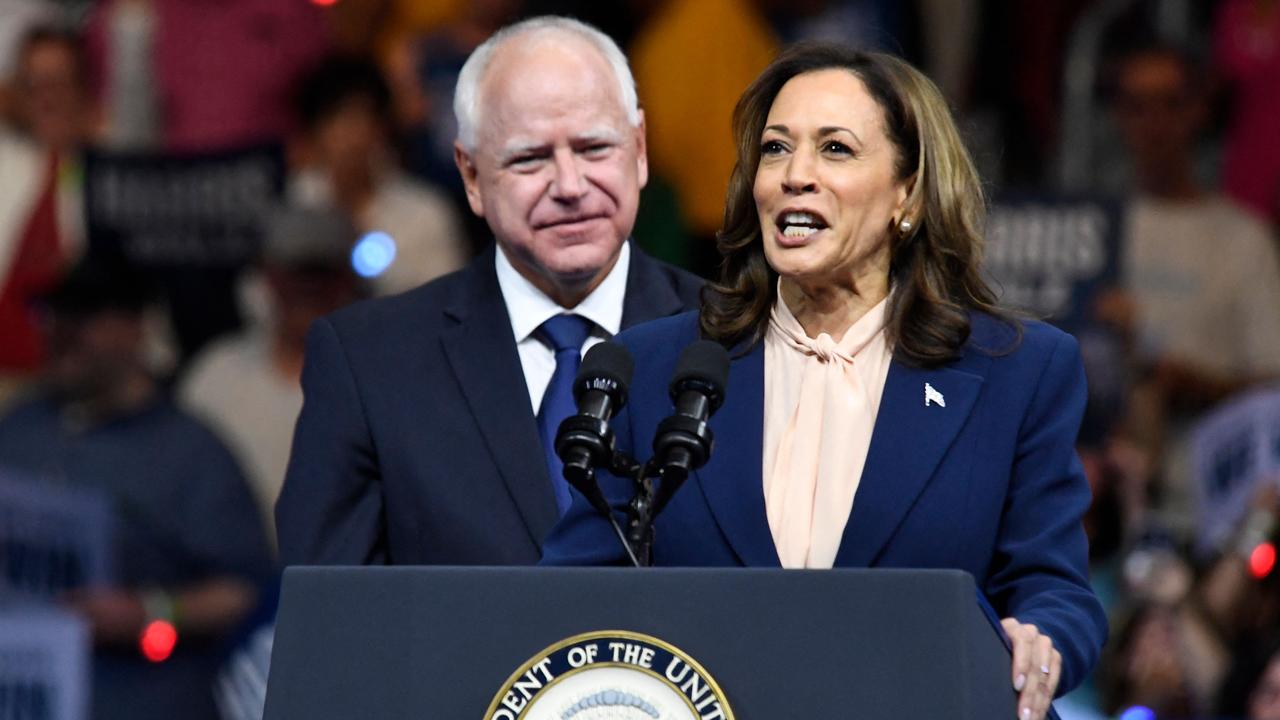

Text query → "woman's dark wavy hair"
[700,44,1016,365]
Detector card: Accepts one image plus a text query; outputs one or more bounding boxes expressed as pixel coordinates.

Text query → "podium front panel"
[265,566,1019,719]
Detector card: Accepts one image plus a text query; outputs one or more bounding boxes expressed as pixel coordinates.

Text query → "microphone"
[650,340,730,514]
[555,341,634,514]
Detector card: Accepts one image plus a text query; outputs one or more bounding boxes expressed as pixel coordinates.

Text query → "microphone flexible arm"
[611,452,651,568]
[556,341,727,568]
[570,426,711,569]
[568,447,660,568]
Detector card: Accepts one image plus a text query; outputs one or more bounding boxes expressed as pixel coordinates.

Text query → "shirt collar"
[495,241,631,342]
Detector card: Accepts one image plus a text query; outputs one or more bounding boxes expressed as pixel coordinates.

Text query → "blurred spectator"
[968,0,1093,188]
[1098,601,1202,718]
[0,0,59,115]
[1214,0,1280,223]
[289,54,466,296]
[9,26,92,154]
[916,0,977,107]
[1106,43,1280,539]
[1219,629,1280,718]
[1080,434,1151,587]
[397,0,523,194]
[630,0,777,272]
[325,0,463,60]
[1207,487,1280,717]
[393,0,525,256]
[1095,480,1280,719]
[0,26,90,407]
[180,206,363,542]
[86,0,330,152]
[1251,651,1280,719]
[0,259,272,720]
[765,0,912,52]
[528,0,661,46]
[1227,646,1280,720]
[1094,504,1267,719]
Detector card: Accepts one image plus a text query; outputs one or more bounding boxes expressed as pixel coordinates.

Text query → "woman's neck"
[780,272,889,342]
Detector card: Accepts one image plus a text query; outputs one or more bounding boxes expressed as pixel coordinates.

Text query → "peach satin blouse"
[762,291,893,569]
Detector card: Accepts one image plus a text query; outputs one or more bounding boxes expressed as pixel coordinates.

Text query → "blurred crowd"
[0,1,1279,719]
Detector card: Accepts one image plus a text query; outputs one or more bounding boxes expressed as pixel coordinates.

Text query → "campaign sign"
[1190,387,1280,555]
[82,145,285,356]
[83,145,283,269]
[0,609,89,720]
[984,195,1123,333]
[0,472,112,600]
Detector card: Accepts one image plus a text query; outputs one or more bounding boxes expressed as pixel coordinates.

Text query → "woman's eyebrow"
[818,126,861,144]
[762,124,863,145]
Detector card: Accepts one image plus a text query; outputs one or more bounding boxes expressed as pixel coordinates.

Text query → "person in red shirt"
[0,27,92,405]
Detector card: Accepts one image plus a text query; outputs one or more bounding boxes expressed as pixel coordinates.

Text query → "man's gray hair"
[453,16,641,151]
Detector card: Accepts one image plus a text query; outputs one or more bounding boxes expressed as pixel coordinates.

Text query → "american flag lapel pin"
[925,382,945,408]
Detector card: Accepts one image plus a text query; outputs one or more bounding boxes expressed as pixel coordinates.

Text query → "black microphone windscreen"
[670,340,730,403]
[574,341,635,403]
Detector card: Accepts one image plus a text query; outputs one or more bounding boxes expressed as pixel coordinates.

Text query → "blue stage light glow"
[1119,706,1156,720]
[352,231,397,278]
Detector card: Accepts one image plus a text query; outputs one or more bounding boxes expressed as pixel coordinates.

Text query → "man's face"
[45,310,144,402]
[17,39,86,150]
[455,37,647,303]
[312,97,386,177]
[265,265,360,347]
[1113,53,1201,167]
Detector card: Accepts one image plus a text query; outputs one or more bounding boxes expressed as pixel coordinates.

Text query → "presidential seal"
[483,630,734,720]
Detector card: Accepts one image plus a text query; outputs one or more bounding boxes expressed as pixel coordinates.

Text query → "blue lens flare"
[1119,706,1156,720]
[351,231,397,278]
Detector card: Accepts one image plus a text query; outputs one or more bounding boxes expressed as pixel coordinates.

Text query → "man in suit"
[275,16,703,566]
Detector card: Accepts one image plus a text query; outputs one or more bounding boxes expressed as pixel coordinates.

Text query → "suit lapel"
[436,244,694,547]
[440,249,559,545]
[694,342,781,566]
[833,359,984,567]
[620,243,693,329]
[693,337,986,569]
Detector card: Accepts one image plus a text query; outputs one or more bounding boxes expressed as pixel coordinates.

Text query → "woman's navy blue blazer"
[541,309,1108,694]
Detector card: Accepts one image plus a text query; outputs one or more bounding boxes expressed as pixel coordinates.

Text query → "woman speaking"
[541,44,1106,720]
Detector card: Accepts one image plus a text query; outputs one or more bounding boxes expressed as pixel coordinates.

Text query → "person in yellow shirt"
[630,0,778,269]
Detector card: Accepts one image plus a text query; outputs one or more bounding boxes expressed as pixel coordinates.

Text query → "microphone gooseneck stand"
[557,424,645,568]
[583,448,699,569]
[556,340,728,568]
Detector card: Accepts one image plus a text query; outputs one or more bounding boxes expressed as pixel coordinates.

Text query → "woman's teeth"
[780,211,825,238]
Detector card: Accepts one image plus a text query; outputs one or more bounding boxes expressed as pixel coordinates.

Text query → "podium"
[265,566,1026,719]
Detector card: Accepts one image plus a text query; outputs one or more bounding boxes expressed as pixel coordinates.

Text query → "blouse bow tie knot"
[807,333,845,363]
[777,326,869,365]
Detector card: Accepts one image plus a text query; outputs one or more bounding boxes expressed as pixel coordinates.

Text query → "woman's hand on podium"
[1001,617,1061,720]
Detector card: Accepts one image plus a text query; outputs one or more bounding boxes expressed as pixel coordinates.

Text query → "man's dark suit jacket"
[275,243,703,566]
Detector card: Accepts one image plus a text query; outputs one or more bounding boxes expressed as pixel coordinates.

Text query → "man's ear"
[634,109,648,190]
[454,142,485,217]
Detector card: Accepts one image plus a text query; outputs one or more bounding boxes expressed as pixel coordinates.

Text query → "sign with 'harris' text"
[984,195,1124,333]
[83,145,283,269]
